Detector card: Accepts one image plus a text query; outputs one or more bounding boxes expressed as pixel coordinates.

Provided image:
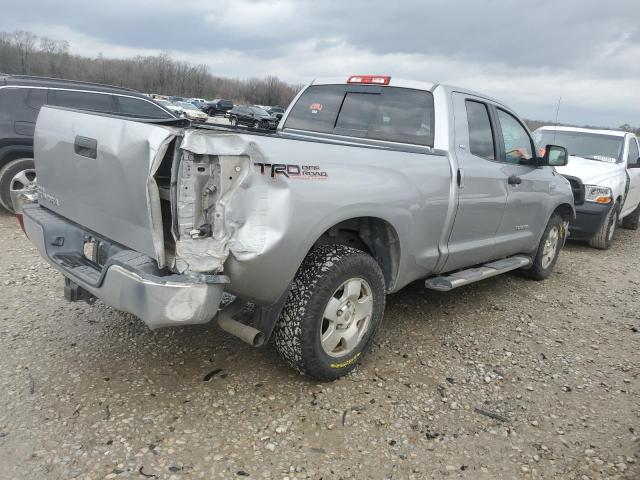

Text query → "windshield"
[533,130,624,163]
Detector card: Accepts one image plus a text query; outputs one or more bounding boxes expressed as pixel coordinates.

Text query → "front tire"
[589,204,618,250]
[0,158,35,213]
[274,245,386,380]
[621,203,640,230]
[522,213,564,280]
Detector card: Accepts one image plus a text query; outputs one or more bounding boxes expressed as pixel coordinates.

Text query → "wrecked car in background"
[13,75,574,380]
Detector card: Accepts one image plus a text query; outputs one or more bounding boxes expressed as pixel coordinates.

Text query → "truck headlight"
[584,185,612,204]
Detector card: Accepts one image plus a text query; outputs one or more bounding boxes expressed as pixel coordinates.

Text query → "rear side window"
[116,96,172,118]
[26,89,47,110]
[465,100,495,160]
[0,87,46,123]
[285,85,346,133]
[285,85,435,146]
[50,90,116,113]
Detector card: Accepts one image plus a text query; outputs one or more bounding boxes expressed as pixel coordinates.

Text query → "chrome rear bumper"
[22,204,228,329]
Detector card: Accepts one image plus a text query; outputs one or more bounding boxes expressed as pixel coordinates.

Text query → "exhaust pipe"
[216,299,265,347]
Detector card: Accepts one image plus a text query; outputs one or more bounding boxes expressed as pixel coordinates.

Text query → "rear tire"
[522,213,564,280]
[589,204,618,250]
[621,203,640,230]
[274,245,386,381]
[0,158,35,213]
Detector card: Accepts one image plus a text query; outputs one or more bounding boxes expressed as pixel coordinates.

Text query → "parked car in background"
[202,99,234,116]
[267,106,285,120]
[189,98,206,109]
[156,99,184,116]
[534,126,640,249]
[15,75,574,379]
[229,105,278,129]
[0,74,176,212]
[173,101,209,122]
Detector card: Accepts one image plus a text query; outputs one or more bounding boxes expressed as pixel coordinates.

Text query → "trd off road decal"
[254,163,328,180]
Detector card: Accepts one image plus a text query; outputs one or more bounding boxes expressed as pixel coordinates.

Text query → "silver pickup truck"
[14,75,574,379]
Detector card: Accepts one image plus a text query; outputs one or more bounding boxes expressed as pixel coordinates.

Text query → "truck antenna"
[553,96,562,144]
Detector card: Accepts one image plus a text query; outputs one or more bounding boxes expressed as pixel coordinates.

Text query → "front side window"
[465,100,495,160]
[117,96,172,118]
[50,90,115,113]
[497,109,533,164]
[284,85,435,146]
[627,138,639,166]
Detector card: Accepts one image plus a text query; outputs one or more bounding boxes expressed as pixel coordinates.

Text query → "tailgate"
[34,106,177,263]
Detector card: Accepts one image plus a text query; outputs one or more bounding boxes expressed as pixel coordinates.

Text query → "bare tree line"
[0,30,303,107]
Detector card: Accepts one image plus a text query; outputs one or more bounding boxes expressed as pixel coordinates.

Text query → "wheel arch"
[553,202,575,222]
[312,216,402,291]
[0,144,34,170]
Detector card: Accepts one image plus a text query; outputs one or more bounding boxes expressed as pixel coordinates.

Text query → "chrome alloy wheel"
[320,278,373,357]
[541,225,560,269]
[10,168,36,195]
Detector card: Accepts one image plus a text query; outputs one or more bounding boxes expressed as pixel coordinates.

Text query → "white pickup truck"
[534,127,640,249]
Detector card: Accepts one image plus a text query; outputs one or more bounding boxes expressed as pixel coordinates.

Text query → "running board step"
[424,255,531,292]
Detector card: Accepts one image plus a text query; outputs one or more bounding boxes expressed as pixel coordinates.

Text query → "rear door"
[444,93,508,271]
[622,136,640,217]
[491,107,551,256]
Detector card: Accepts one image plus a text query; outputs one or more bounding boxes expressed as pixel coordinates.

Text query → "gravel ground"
[0,208,638,480]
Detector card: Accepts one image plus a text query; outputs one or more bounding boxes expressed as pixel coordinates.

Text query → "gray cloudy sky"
[2,0,639,126]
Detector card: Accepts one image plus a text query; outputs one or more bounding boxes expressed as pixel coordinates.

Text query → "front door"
[443,93,508,271]
[492,108,552,256]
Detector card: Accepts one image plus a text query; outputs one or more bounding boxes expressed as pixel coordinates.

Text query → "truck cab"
[533,127,640,249]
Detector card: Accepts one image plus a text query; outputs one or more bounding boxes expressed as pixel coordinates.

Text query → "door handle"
[508,174,522,185]
[74,136,97,159]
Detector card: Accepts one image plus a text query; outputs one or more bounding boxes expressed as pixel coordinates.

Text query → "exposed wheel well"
[313,217,401,290]
[554,203,574,222]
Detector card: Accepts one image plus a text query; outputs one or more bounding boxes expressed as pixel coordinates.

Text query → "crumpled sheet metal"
[174,130,291,274]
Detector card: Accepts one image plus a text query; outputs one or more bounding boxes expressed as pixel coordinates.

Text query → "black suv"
[228,106,278,130]
[0,75,176,212]
[202,99,234,116]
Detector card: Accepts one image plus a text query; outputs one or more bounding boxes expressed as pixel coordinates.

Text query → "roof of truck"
[537,125,629,137]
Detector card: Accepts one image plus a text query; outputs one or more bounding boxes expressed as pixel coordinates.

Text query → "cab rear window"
[284,85,434,147]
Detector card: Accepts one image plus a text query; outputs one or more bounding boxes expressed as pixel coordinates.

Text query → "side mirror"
[629,157,640,169]
[542,144,568,167]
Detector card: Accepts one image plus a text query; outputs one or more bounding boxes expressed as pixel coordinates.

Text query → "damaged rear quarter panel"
[176,129,452,307]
